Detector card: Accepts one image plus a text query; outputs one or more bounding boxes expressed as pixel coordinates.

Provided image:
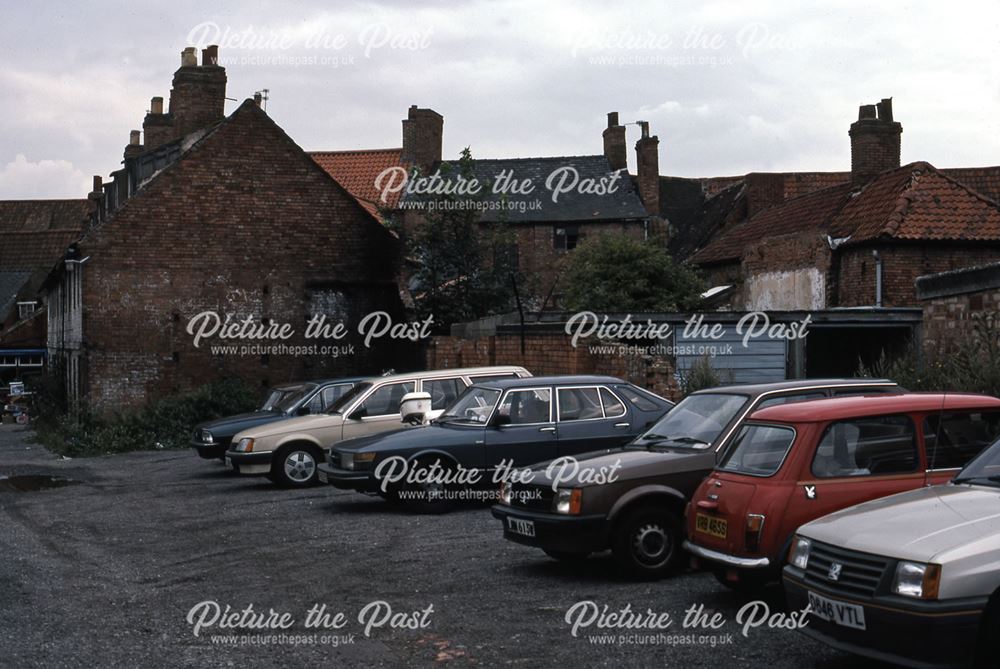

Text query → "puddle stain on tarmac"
[0,475,78,493]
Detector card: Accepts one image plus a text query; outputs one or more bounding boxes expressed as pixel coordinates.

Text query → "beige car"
[226,366,530,486]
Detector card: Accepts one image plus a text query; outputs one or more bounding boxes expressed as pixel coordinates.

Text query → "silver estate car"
[783,435,1000,668]
[226,366,530,487]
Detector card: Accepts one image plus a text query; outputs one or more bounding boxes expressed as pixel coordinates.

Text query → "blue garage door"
[675,325,787,385]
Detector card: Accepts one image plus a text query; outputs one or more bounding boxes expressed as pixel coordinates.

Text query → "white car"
[783,436,1000,668]
[226,366,530,486]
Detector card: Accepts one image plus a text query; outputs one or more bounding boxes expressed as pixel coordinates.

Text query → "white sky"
[2,0,1000,199]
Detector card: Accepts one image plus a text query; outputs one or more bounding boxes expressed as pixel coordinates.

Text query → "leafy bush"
[857,313,1000,396]
[677,355,733,396]
[34,378,259,457]
[561,234,706,313]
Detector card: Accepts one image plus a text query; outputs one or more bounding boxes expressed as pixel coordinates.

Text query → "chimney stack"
[253,92,263,107]
[603,112,627,172]
[167,44,227,140]
[635,121,660,217]
[123,130,143,159]
[849,97,902,185]
[401,105,443,172]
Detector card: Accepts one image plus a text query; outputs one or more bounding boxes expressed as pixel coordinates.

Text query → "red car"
[684,393,1000,590]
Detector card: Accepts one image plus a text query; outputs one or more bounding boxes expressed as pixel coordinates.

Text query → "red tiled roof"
[692,162,1000,265]
[0,199,89,272]
[835,162,1000,244]
[941,166,1000,203]
[309,149,408,220]
[691,182,854,264]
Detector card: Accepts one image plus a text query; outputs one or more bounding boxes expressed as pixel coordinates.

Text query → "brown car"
[492,379,900,579]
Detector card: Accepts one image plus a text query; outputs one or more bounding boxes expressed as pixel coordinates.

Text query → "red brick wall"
[837,244,1000,308]
[425,333,679,400]
[75,101,404,410]
[922,288,1000,354]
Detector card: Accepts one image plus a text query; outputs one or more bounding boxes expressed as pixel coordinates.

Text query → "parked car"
[685,393,1000,592]
[190,377,366,460]
[783,437,1000,668]
[226,366,530,487]
[491,379,900,579]
[319,376,673,513]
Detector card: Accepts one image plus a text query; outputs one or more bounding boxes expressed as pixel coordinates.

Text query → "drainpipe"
[872,249,883,307]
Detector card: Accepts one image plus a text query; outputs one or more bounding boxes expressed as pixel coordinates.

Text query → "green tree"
[402,148,519,329]
[561,233,705,312]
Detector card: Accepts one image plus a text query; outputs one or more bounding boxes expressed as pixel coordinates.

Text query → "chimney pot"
[253,92,262,107]
[607,111,619,128]
[92,175,102,193]
[181,47,197,67]
[202,45,219,66]
[639,120,650,138]
[129,130,141,146]
[858,104,877,120]
[150,96,163,114]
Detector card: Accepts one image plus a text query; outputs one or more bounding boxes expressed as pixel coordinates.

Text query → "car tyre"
[974,597,1000,668]
[272,444,322,487]
[611,506,684,580]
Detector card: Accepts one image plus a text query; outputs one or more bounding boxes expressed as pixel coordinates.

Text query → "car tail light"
[745,514,766,552]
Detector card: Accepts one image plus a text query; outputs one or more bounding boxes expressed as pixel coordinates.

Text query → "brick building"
[42,46,404,411]
[689,99,1000,310]
[0,200,90,382]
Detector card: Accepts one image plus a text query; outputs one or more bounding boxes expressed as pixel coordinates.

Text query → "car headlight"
[342,452,376,470]
[788,536,812,570]
[892,561,941,599]
[499,481,512,505]
[235,438,254,453]
[201,429,214,444]
[554,488,583,515]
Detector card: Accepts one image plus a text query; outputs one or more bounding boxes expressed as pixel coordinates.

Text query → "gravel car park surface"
[0,424,890,668]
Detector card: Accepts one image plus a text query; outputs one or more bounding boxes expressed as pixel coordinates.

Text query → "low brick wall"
[425,334,679,400]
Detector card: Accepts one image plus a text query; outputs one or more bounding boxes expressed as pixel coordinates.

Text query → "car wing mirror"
[490,413,512,428]
[296,406,311,416]
[348,407,366,421]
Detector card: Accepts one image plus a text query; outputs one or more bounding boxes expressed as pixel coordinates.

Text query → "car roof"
[477,375,625,389]
[273,376,369,389]
[371,366,528,384]
[750,392,1000,423]
[692,378,897,396]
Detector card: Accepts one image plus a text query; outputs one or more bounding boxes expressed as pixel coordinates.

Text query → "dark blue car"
[191,377,367,460]
[318,375,673,512]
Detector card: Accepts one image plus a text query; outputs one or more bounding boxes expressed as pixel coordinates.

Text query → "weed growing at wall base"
[32,378,258,457]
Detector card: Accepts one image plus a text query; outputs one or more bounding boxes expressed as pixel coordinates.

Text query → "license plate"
[507,517,535,537]
[224,456,232,469]
[807,591,867,630]
[318,470,328,484]
[695,513,727,539]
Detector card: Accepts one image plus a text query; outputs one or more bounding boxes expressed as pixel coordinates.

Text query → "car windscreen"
[636,393,749,448]
[438,386,502,424]
[326,382,373,414]
[718,424,797,476]
[953,436,1000,487]
[262,384,317,412]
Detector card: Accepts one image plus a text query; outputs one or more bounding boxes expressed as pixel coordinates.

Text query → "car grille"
[803,541,891,598]
[508,483,554,512]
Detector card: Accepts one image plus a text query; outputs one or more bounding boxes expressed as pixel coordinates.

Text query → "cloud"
[0,154,91,199]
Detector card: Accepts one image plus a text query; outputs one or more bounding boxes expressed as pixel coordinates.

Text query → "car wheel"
[543,549,590,563]
[611,506,684,580]
[273,445,321,487]
[400,457,454,514]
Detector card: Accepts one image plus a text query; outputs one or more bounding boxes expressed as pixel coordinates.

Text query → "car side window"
[557,387,603,421]
[357,382,415,418]
[924,411,1000,470]
[812,415,918,478]
[756,391,826,409]
[469,373,519,383]
[320,384,353,411]
[303,392,323,414]
[833,387,895,397]
[423,378,464,411]
[497,389,552,425]
[614,385,660,411]
[600,388,627,418]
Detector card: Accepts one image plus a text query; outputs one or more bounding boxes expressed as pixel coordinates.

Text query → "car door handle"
[539,426,556,432]
[614,422,630,428]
